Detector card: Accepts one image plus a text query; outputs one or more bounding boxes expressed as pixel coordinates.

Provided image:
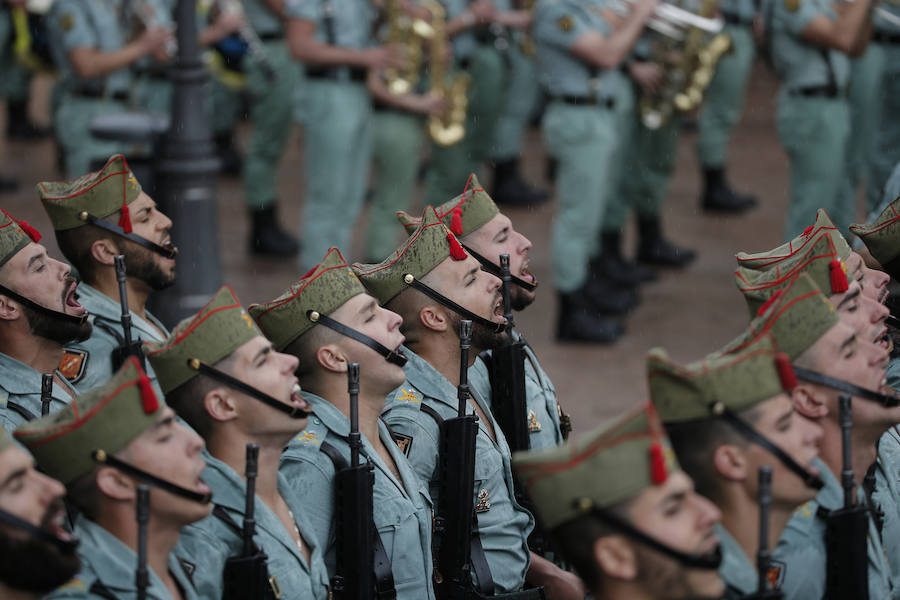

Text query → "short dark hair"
[54,218,118,284]
[163,352,239,439]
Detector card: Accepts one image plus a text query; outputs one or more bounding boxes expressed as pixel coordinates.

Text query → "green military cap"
[720,272,839,360]
[736,209,851,271]
[735,233,851,317]
[14,357,161,485]
[0,208,42,269]
[249,247,366,355]
[37,154,142,232]
[850,197,900,271]
[353,205,469,305]
[512,402,679,531]
[397,174,499,238]
[649,335,794,424]
[145,285,263,394]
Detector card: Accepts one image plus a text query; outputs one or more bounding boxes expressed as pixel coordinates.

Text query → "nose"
[280,350,299,374]
[871,298,889,324]
[516,231,533,254]
[871,267,889,293]
[157,208,174,233]
[384,307,403,331]
[36,470,66,504]
[694,492,722,528]
[52,257,70,280]
[805,418,824,448]
[183,424,206,455]
[484,271,501,294]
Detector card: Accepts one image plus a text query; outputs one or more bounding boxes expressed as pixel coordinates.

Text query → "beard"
[634,544,724,600]
[450,311,506,353]
[122,242,176,291]
[24,304,92,345]
[510,286,535,312]
[0,507,81,593]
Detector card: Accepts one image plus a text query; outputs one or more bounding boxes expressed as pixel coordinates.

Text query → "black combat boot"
[215,133,244,177]
[492,158,549,207]
[586,272,640,314]
[701,167,757,213]
[637,216,696,268]
[591,230,656,287]
[556,288,625,343]
[250,206,300,256]
[5,101,49,139]
[0,175,19,193]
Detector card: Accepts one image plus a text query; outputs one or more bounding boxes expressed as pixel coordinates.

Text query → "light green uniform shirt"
[47,517,199,599]
[244,0,284,36]
[769,0,850,91]
[716,524,759,595]
[0,353,75,432]
[175,453,331,600]
[774,458,894,599]
[280,393,436,599]
[381,347,533,594]
[284,0,374,48]
[439,0,513,60]
[874,427,900,593]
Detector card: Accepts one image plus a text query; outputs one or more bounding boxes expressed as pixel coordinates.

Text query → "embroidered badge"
[176,557,196,584]
[57,577,87,591]
[59,348,88,383]
[557,15,574,31]
[396,388,421,403]
[784,0,799,12]
[391,431,414,457]
[475,488,492,513]
[527,409,542,432]
[59,13,75,31]
[295,430,318,444]
[766,560,786,589]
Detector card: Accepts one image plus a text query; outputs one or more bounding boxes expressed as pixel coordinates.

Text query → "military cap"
[145,285,263,394]
[512,402,679,530]
[14,357,161,485]
[37,154,142,232]
[249,248,366,355]
[397,174,499,238]
[850,197,900,271]
[0,208,41,269]
[736,209,851,271]
[735,234,850,317]
[353,205,469,305]
[720,272,839,360]
[649,335,795,424]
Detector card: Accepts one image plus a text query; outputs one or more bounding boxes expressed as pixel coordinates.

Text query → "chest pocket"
[373,495,426,586]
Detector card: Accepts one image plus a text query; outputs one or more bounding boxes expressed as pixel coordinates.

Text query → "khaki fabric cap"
[649,335,792,424]
[512,402,679,531]
[0,208,41,269]
[38,154,142,231]
[735,234,849,317]
[850,197,900,268]
[736,209,851,271]
[719,272,839,360]
[145,285,263,394]
[14,357,162,485]
[353,205,469,305]
[249,247,366,355]
[397,174,499,238]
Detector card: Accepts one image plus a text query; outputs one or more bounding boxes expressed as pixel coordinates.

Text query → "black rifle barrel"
[136,484,150,600]
[756,465,773,594]
[499,253,515,330]
[839,395,855,508]
[348,362,361,467]
[243,444,260,557]
[457,321,472,418]
[114,255,134,346]
[40,373,52,416]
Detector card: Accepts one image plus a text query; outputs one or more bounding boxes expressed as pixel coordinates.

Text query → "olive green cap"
[735,233,850,317]
[14,357,162,485]
[736,209,851,271]
[0,208,41,269]
[850,197,900,267]
[37,154,142,231]
[144,285,263,394]
[512,402,679,530]
[249,247,366,355]
[649,335,794,424]
[353,205,469,305]
[720,272,839,360]
[397,174,499,238]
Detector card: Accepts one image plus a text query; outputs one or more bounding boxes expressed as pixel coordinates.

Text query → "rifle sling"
[307,310,407,367]
[212,504,265,556]
[93,451,212,504]
[0,283,87,326]
[80,212,178,259]
[190,360,309,419]
[792,366,899,407]
[6,400,36,422]
[403,275,507,334]
[319,441,397,599]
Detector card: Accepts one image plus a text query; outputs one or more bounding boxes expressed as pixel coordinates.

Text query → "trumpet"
[607,0,724,39]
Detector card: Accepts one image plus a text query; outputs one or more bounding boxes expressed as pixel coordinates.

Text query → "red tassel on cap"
[829,259,849,293]
[118,203,132,234]
[802,225,814,238]
[450,205,463,236]
[649,442,668,485]
[775,352,797,391]
[138,373,158,414]
[16,219,41,243]
[756,290,783,318]
[447,232,467,261]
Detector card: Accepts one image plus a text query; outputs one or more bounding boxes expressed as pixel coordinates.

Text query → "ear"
[594,534,638,581]
[315,343,347,374]
[204,386,239,423]
[95,465,136,501]
[418,303,449,333]
[791,385,828,419]
[90,238,120,268]
[0,293,20,322]
[712,444,747,482]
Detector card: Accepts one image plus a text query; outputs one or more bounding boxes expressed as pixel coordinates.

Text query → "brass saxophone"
[423,0,469,146]
[383,0,435,95]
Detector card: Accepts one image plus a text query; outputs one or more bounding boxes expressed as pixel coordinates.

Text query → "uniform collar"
[0,352,72,398]
[401,346,490,414]
[77,283,169,340]
[715,524,758,594]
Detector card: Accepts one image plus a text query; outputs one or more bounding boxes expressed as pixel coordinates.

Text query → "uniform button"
[313,418,320,425]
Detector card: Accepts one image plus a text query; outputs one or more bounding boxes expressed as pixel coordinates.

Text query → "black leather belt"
[721,11,754,25]
[306,66,367,82]
[259,32,284,41]
[789,85,841,98]
[71,89,130,101]
[873,31,900,44]
[555,95,616,109]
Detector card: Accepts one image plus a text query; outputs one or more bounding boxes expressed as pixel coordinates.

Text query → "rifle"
[136,484,150,600]
[741,466,782,599]
[820,395,869,600]
[331,362,376,600]
[222,444,276,600]
[40,373,52,416]
[111,255,146,371]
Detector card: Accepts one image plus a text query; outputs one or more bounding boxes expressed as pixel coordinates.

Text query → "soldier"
[850,193,900,284]
[0,0,50,141]
[649,335,824,595]
[37,155,175,395]
[45,0,172,176]
[0,208,91,430]
[15,357,211,599]
[250,247,436,599]
[0,427,81,599]
[354,206,585,597]
[512,402,725,600]
[866,4,900,212]
[145,285,330,599]
[396,175,571,446]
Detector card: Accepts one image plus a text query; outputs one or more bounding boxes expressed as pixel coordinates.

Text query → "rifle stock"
[136,484,150,600]
[40,373,52,416]
[111,255,146,371]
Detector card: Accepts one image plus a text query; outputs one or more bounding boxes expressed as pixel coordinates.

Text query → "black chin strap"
[464,246,538,292]
[584,506,723,570]
[78,212,178,259]
[187,358,309,419]
[792,366,899,407]
[402,273,508,334]
[91,449,211,504]
[712,403,824,490]
[306,310,407,366]
[0,507,79,552]
[0,283,87,326]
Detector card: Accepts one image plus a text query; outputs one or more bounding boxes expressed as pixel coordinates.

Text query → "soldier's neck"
[3,328,64,375]
[332,389,387,451]
[719,489,792,569]
[208,431,285,507]
[90,270,152,322]
[0,584,41,600]
[409,333,480,388]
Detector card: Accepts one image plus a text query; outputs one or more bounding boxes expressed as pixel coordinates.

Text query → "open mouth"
[290,383,309,411]
[63,281,86,316]
[42,505,73,542]
[876,327,891,350]
[520,264,536,284]
[196,476,212,495]
[492,295,505,319]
